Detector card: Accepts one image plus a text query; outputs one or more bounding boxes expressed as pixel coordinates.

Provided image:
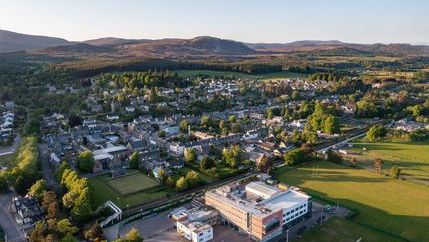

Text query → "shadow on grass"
[272,163,429,242]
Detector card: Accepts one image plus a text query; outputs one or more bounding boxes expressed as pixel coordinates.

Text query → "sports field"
[106,172,159,195]
[273,161,429,242]
[301,217,404,242]
[89,172,174,208]
[350,141,429,184]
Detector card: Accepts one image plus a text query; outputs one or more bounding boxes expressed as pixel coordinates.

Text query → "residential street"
[0,192,26,242]
[38,143,58,189]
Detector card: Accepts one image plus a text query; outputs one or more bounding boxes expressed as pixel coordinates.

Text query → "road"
[0,135,21,156]
[38,143,59,189]
[0,192,26,242]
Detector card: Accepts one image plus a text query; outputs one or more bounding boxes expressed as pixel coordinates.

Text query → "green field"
[0,152,17,168]
[273,161,429,242]
[301,217,404,242]
[89,172,174,209]
[106,172,159,195]
[350,141,429,184]
[175,70,305,80]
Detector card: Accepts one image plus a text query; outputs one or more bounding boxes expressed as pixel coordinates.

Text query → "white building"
[177,221,213,242]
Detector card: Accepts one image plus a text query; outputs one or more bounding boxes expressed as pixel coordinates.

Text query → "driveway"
[0,192,26,242]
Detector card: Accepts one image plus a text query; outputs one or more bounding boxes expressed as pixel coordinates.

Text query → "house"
[106,114,120,121]
[125,106,136,113]
[11,196,43,225]
[127,139,147,152]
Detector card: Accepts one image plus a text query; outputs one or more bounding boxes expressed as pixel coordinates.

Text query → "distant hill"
[124,36,257,56]
[1,29,427,57]
[0,29,71,53]
[83,37,149,46]
[40,43,116,54]
[245,40,345,50]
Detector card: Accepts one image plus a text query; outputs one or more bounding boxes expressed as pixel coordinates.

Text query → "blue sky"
[0,0,428,44]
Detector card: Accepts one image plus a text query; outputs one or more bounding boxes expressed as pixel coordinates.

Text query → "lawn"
[89,173,174,209]
[301,217,404,242]
[0,152,17,168]
[273,161,429,242]
[350,140,429,184]
[175,70,305,80]
[106,172,159,195]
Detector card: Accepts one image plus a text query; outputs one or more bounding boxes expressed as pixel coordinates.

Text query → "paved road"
[38,143,58,189]
[0,192,26,242]
[0,135,21,156]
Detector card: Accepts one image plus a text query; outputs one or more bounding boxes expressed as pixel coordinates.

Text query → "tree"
[61,234,78,242]
[14,175,28,195]
[366,124,387,142]
[47,202,61,220]
[231,123,241,133]
[391,165,401,179]
[323,115,340,134]
[57,161,71,182]
[283,149,306,166]
[77,150,95,173]
[374,158,383,173]
[184,148,197,163]
[115,228,144,242]
[28,179,47,201]
[200,156,215,170]
[165,177,175,187]
[179,120,189,133]
[71,187,92,222]
[129,152,140,170]
[326,150,343,164]
[256,155,272,173]
[57,219,78,236]
[42,191,58,209]
[176,176,188,191]
[219,120,226,130]
[157,168,167,184]
[0,176,9,193]
[185,170,201,188]
[84,223,104,242]
[228,115,237,123]
[222,145,241,168]
[200,115,212,128]
[68,114,82,128]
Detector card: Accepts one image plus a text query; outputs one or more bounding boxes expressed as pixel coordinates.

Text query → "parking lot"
[114,200,349,242]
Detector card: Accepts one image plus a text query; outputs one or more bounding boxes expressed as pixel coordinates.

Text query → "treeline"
[60,167,93,222]
[96,71,189,89]
[57,58,283,79]
[0,136,41,195]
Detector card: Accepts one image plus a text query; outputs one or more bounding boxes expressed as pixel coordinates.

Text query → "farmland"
[273,161,429,242]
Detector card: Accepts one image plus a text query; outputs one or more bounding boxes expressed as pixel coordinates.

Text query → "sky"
[0,0,428,44]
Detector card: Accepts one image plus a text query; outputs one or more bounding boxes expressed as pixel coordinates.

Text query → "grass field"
[301,217,404,242]
[106,172,159,195]
[175,70,305,80]
[89,172,174,209]
[273,161,429,242]
[0,152,17,168]
[350,140,429,184]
